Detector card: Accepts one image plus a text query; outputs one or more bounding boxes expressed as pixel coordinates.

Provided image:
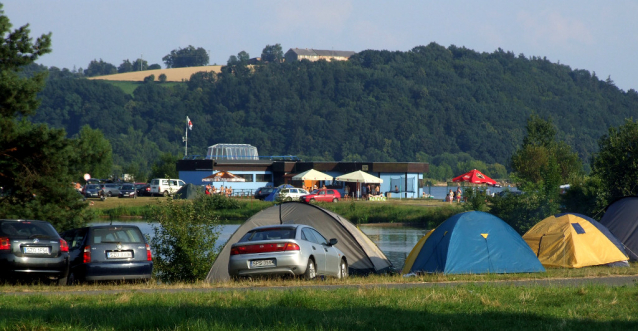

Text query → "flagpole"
[185,118,188,157]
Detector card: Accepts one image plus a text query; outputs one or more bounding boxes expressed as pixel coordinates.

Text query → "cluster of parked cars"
[253,186,343,203]
[0,219,152,285]
[79,178,186,199]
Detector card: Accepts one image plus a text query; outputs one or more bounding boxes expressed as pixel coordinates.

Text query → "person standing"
[456,186,462,203]
[448,189,454,203]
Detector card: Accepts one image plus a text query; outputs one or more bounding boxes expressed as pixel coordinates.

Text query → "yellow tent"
[402,229,433,274]
[523,213,628,268]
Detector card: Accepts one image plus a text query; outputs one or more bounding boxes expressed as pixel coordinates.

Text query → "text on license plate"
[23,247,49,254]
[107,251,133,259]
[251,259,275,268]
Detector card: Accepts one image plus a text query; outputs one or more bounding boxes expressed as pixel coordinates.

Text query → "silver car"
[228,224,348,280]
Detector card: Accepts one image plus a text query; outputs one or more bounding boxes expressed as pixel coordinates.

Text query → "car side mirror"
[329,238,338,246]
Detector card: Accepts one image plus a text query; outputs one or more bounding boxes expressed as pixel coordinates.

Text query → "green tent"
[174,183,203,199]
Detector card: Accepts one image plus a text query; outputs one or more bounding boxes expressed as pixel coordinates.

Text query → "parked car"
[60,225,152,283]
[150,178,185,197]
[83,184,102,198]
[278,188,310,201]
[254,187,275,200]
[101,183,121,197]
[228,224,347,280]
[118,184,137,198]
[135,183,151,197]
[0,219,69,284]
[299,189,342,203]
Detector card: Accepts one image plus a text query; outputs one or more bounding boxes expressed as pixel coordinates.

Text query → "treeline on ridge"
[30,42,638,181]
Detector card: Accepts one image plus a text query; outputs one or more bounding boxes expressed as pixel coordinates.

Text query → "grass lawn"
[2,284,637,330]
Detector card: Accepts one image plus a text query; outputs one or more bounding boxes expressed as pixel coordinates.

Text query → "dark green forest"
[30,43,638,180]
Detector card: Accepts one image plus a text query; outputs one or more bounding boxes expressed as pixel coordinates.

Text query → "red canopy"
[452,169,497,185]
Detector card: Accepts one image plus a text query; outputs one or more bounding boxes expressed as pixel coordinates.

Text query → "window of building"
[256,174,273,182]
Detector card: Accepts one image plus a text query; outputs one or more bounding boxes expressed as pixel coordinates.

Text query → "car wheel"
[67,272,77,285]
[57,275,68,286]
[107,192,112,197]
[285,197,292,202]
[339,259,348,279]
[163,191,169,197]
[332,198,338,202]
[304,258,316,280]
[309,198,316,203]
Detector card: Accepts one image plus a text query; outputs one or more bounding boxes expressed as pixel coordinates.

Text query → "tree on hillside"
[150,153,179,179]
[162,45,209,68]
[261,44,283,63]
[148,63,161,70]
[118,59,133,73]
[84,59,117,76]
[0,5,92,230]
[71,125,113,179]
[592,119,638,203]
[132,58,148,71]
[490,115,583,234]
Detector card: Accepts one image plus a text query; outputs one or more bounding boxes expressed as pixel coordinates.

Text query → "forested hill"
[32,42,638,176]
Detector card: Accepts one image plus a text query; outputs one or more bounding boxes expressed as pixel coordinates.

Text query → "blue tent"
[263,184,295,202]
[404,211,545,274]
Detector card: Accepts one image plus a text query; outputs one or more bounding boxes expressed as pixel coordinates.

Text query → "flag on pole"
[187,116,193,130]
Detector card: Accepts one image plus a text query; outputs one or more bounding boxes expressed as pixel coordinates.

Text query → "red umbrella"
[452,169,497,185]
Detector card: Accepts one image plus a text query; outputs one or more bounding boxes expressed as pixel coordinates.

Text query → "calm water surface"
[94,221,425,269]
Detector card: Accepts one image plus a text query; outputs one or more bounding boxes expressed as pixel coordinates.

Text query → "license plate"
[251,259,275,268]
[23,247,49,254]
[107,251,133,259]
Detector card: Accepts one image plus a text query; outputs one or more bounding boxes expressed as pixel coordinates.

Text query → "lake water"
[92,221,427,269]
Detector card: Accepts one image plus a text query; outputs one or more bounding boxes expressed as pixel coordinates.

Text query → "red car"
[300,189,341,203]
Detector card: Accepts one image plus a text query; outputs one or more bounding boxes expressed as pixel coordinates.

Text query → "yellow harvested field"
[87,65,223,82]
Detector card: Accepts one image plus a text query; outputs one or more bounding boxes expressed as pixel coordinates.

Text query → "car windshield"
[90,227,144,244]
[0,221,59,239]
[135,184,146,188]
[86,184,100,189]
[239,228,296,242]
[121,185,134,190]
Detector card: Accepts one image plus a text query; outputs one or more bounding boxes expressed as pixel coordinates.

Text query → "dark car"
[83,184,102,198]
[60,225,152,283]
[254,187,275,200]
[300,189,342,203]
[0,219,69,285]
[118,184,137,198]
[135,183,152,197]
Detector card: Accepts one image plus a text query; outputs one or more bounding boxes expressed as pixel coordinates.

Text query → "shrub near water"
[148,195,223,282]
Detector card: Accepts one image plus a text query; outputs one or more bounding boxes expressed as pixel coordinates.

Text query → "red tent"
[452,169,497,185]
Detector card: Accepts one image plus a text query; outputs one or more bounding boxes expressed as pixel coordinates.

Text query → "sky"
[4,1,638,91]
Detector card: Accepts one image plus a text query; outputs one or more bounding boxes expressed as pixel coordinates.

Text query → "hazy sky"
[4,1,638,91]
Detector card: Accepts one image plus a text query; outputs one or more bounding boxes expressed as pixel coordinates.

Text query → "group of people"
[205,183,233,197]
[360,184,381,200]
[448,186,463,203]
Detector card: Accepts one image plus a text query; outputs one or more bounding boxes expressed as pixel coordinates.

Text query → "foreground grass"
[1,284,637,330]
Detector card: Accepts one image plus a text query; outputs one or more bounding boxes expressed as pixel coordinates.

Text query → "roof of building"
[287,48,356,58]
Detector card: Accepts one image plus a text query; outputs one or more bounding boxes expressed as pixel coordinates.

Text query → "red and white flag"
[187,116,193,130]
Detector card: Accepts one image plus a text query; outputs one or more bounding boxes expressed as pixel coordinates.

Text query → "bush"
[148,196,220,283]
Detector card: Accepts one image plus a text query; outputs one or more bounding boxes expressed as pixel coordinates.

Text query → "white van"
[150,178,185,197]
